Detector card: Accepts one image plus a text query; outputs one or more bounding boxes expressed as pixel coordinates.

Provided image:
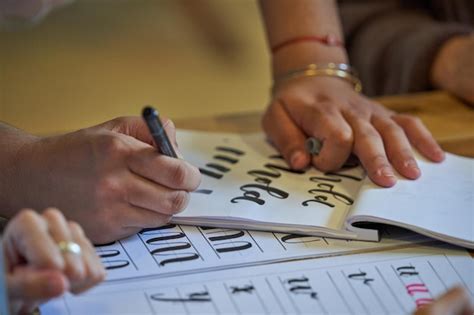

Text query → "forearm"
[259,0,348,77]
[0,122,39,217]
[341,9,472,96]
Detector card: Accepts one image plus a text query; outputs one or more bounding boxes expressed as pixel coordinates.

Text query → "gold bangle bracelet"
[273,63,363,93]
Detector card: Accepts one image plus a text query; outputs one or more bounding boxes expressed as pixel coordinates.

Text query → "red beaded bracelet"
[271,34,344,54]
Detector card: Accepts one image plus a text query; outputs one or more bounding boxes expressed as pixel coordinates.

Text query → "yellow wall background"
[0,0,271,135]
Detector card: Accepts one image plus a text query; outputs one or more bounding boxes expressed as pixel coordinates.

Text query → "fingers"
[126,174,189,216]
[346,113,397,187]
[7,267,68,301]
[284,101,353,172]
[372,115,421,180]
[393,114,445,162]
[5,209,104,313]
[99,116,180,154]
[127,146,201,191]
[3,209,64,271]
[43,208,85,282]
[262,100,310,169]
[414,286,473,315]
[67,222,106,294]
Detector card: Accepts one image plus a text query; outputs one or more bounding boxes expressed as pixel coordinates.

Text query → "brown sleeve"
[340,6,472,96]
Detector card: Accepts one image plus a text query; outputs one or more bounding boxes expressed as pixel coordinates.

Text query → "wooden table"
[176,90,474,256]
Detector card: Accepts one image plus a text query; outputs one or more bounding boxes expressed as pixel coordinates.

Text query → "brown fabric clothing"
[338,0,474,96]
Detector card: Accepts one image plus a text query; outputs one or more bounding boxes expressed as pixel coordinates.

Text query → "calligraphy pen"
[142,105,178,158]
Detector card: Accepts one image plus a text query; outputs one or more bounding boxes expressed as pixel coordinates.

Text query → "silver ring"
[306,137,323,156]
[58,241,82,255]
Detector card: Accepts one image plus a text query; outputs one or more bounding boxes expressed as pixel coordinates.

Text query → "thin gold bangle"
[273,63,363,93]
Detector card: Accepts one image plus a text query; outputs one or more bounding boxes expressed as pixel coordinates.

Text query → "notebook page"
[175,130,364,232]
[348,153,474,247]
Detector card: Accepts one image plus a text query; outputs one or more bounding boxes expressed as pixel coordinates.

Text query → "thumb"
[7,266,69,301]
[262,99,310,169]
[99,116,181,156]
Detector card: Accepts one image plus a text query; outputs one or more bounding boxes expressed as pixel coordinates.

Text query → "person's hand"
[263,76,445,187]
[413,286,473,315]
[4,208,105,315]
[9,116,201,243]
[432,34,474,104]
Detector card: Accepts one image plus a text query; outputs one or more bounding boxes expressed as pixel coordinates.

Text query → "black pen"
[142,106,178,158]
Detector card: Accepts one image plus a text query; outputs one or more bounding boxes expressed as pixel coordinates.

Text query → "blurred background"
[0,0,271,135]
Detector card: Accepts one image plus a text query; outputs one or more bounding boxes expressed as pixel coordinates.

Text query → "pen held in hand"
[142,106,178,158]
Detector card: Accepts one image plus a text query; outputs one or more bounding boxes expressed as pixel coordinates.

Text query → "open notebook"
[174,130,473,249]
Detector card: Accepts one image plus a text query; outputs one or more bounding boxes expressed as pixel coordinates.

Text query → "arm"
[338,4,472,99]
[0,117,201,244]
[259,0,444,187]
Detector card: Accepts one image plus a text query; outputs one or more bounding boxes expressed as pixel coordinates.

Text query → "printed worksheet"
[41,245,474,315]
[97,223,428,281]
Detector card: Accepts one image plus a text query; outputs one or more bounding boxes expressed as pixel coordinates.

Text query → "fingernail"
[377,167,395,178]
[404,159,420,172]
[290,151,306,168]
[433,148,445,161]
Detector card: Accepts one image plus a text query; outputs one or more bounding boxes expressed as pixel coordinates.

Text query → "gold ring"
[58,241,82,255]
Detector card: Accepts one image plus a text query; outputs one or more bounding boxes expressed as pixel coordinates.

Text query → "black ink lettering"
[213,155,238,164]
[302,194,334,208]
[146,232,186,244]
[397,266,419,277]
[348,271,374,285]
[141,225,200,267]
[285,276,318,300]
[302,182,354,208]
[230,285,255,294]
[208,230,245,242]
[102,260,130,270]
[98,249,120,258]
[193,189,213,194]
[95,241,116,247]
[205,163,231,173]
[199,167,223,179]
[215,241,252,253]
[216,146,245,156]
[151,291,211,303]
[157,253,201,266]
[202,228,253,253]
[150,242,192,254]
[231,190,264,205]
[287,276,309,284]
[231,184,289,205]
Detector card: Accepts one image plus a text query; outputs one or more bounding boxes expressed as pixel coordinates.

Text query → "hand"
[263,76,445,187]
[413,287,473,315]
[432,35,474,104]
[4,208,105,315]
[9,116,201,243]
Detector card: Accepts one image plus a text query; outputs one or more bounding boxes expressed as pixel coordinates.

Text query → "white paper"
[349,153,474,248]
[176,130,366,238]
[41,245,474,315]
[95,223,427,281]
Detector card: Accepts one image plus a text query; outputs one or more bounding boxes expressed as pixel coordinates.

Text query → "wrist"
[271,43,349,78]
[0,124,41,217]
